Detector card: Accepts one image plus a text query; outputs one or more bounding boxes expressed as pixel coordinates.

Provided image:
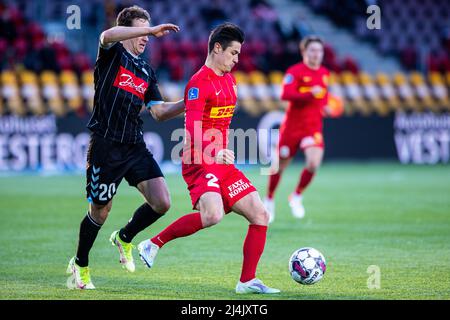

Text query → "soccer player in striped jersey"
[137,23,280,294]
[66,6,183,289]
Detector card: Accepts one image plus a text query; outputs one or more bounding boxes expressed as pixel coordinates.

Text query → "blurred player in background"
[137,23,280,294]
[264,36,331,223]
[66,6,182,290]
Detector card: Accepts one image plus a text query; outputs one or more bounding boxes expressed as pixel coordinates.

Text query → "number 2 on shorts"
[205,173,219,188]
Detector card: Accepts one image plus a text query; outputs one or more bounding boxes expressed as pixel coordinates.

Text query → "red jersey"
[182,65,237,165]
[181,65,256,211]
[280,62,329,133]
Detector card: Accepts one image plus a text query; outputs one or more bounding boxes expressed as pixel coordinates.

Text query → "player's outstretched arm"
[148,100,185,122]
[100,24,180,47]
[281,82,318,102]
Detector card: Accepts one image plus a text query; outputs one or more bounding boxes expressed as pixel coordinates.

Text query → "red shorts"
[278,126,324,159]
[182,163,257,213]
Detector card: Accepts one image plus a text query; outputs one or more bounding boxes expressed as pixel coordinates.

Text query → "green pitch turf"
[0,163,449,300]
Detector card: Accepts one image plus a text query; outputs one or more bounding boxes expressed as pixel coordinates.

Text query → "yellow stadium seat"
[60,70,82,113]
[248,70,267,85]
[409,72,435,111]
[1,70,25,116]
[268,71,286,111]
[340,71,370,115]
[393,72,419,111]
[429,72,449,111]
[248,71,278,112]
[268,71,284,85]
[358,72,389,116]
[328,72,349,116]
[233,71,261,116]
[81,70,95,112]
[19,70,46,115]
[232,71,247,85]
[40,70,65,116]
[375,73,401,112]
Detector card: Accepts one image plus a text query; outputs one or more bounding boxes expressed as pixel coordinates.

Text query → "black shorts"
[86,133,164,205]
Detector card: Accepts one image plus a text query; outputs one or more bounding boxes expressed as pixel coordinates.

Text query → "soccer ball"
[289,247,326,285]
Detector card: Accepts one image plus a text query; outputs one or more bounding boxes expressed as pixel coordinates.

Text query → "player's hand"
[216,149,235,165]
[311,85,324,98]
[148,24,180,37]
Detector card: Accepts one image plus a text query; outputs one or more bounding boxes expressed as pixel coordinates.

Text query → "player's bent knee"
[254,209,269,226]
[244,204,269,226]
[89,202,111,224]
[201,210,224,227]
[150,197,171,215]
[278,159,291,172]
[307,161,320,172]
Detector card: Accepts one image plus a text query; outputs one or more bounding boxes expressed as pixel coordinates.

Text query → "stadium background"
[0,0,449,301]
[0,0,449,171]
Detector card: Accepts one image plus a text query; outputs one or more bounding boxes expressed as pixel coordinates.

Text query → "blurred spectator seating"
[40,71,65,117]
[1,70,25,116]
[306,0,450,74]
[60,70,83,115]
[0,68,449,118]
[429,72,449,111]
[19,70,45,115]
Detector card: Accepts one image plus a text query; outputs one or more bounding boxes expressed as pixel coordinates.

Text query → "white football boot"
[137,239,160,268]
[66,257,95,290]
[289,193,305,219]
[236,278,280,294]
[109,230,135,272]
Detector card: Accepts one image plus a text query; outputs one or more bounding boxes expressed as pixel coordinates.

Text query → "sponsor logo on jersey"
[299,86,327,99]
[303,76,312,82]
[227,178,251,199]
[283,74,294,85]
[188,87,199,100]
[210,105,235,118]
[113,66,148,100]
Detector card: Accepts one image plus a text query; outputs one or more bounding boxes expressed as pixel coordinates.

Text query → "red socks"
[151,215,267,283]
[267,173,281,199]
[151,212,203,248]
[240,224,268,283]
[295,168,315,195]
[269,168,315,198]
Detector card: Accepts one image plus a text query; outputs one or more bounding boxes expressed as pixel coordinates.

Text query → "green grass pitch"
[0,163,449,300]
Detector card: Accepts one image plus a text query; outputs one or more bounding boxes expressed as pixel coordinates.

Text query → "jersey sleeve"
[144,69,164,108]
[97,41,121,61]
[184,79,209,159]
[280,67,314,102]
[184,79,207,134]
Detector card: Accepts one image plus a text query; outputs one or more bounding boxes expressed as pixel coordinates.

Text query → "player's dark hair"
[300,35,324,52]
[208,23,245,53]
[116,5,150,27]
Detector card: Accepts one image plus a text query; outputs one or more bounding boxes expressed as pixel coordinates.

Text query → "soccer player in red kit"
[264,36,330,223]
[137,23,279,294]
